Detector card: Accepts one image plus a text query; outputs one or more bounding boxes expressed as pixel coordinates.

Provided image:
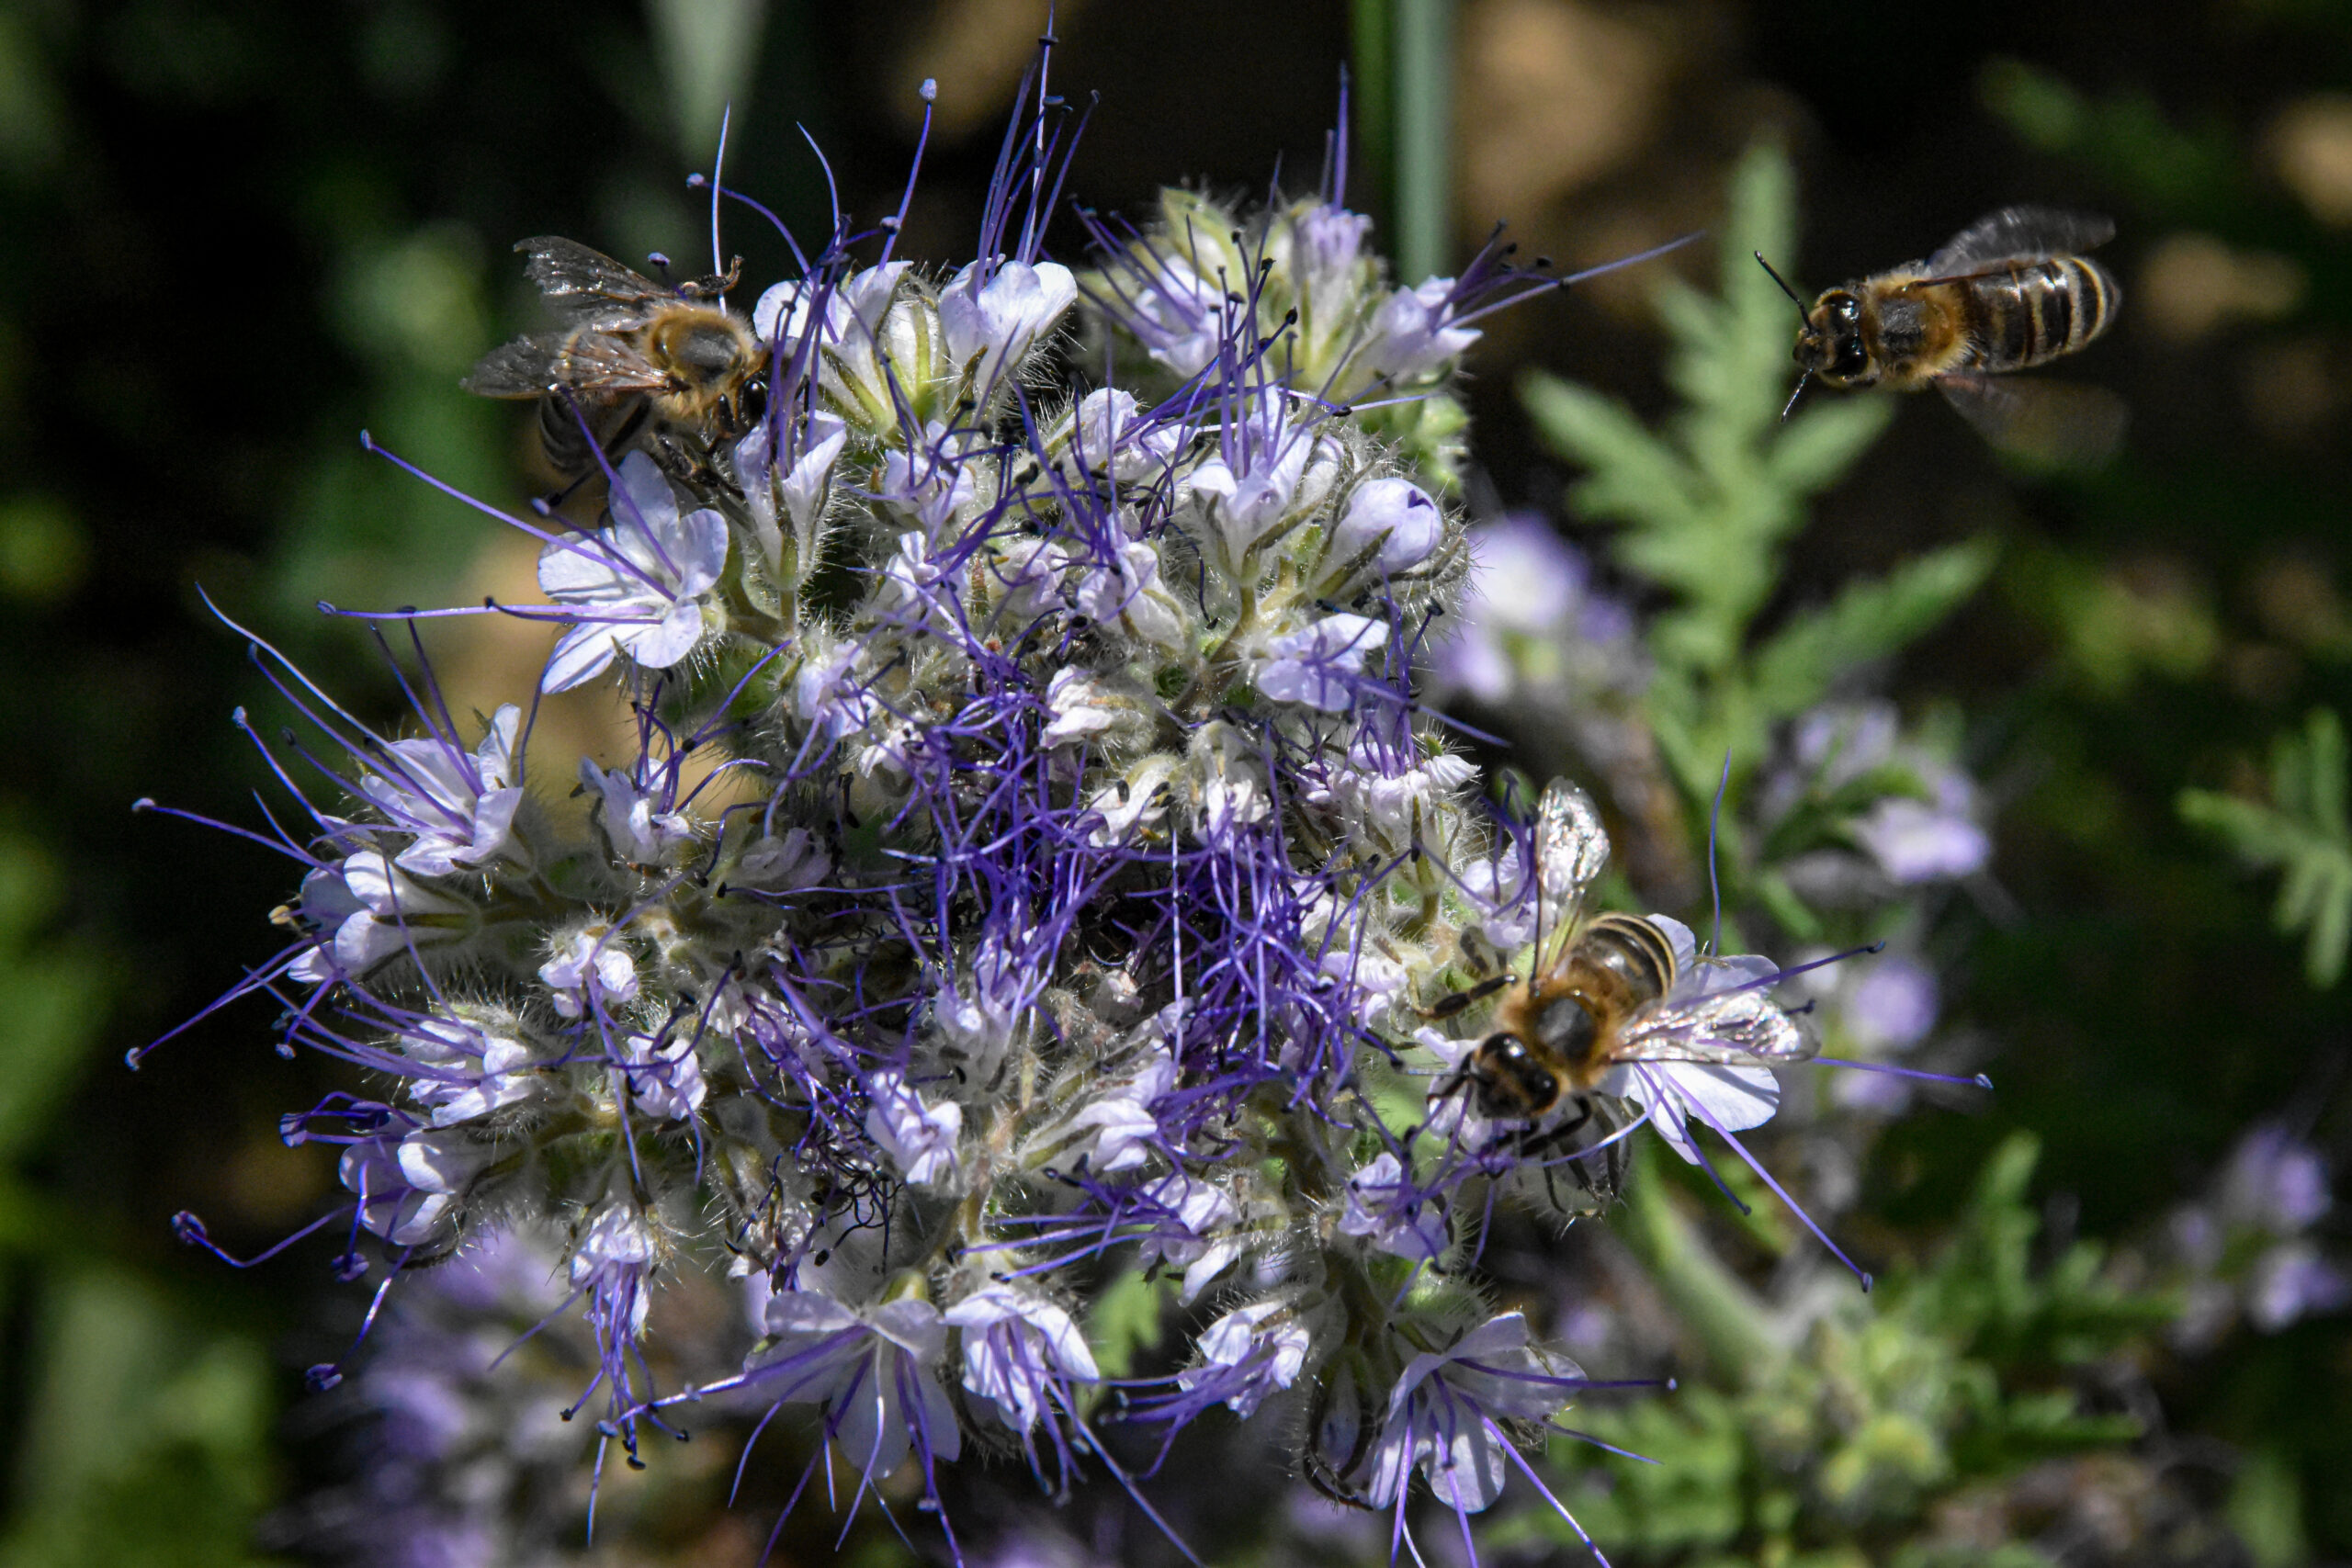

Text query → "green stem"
[1617,1140,1781,1381]
[1390,0,1453,283]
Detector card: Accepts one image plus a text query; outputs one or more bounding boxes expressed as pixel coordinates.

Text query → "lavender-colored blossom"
[1367,276,1483,381]
[1850,793,1990,884]
[537,452,728,693]
[613,1026,707,1121]
[1255,613,1389,711]
[1186,391,1333,566]
[1070,388,1184,485]
[398,1011,542,1127]
[1126,1168,1242,1302]
[164,62,1792,1558]
[1323,476,1443,581]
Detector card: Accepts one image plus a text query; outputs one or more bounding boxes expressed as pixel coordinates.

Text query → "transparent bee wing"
[1939,373,2128,468]
[1610,980,1815,1066]
[1926,208,2114,274]
[514,237,666,325]
[1532,780,1610,971]
[462,333,567,398]
[547,333,673,396]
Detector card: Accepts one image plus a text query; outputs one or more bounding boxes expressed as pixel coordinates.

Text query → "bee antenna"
[1779,368,1813,423]
[1706,748,1731,957]
[1753,250,1808,314]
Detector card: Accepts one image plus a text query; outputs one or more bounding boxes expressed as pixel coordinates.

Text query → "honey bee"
[1435,781,1811,1130]
[465,237,763,492]
[1758,207,2125,463]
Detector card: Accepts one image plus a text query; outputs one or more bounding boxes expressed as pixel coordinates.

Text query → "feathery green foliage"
[2181,707,2352,986]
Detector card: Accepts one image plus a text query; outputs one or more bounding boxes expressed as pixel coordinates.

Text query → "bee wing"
[1926,208,2115,273]
[1532,779,1611,971]
[1939,373,2129,468]
[542,332,674,396]
[514,236,667,326]
[462,333,569,398]
[1610,979,1815,1067]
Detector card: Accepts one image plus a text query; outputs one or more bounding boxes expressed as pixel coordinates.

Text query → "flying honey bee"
[1433,781,1811,1132]
[1757,207,2126,463]
[465,237,763,493]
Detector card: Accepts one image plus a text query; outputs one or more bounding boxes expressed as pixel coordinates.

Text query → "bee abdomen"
[1577,914,1678,1005]
[1973,256,2117,372]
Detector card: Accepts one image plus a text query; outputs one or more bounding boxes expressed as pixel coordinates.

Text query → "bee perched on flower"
[151,45,1838,1565]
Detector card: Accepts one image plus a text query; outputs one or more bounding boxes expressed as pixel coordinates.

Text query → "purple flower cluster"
[154,60,1814,1561]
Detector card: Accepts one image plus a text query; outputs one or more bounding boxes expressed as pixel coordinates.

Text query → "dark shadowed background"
[0,1,2346,1562]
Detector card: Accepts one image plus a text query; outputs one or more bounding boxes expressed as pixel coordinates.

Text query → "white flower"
[742,1290,962,1481]
[865,1068,962,1188]
[578,760,696,866]
[1041,668,1121,749]
[733,828,831,891]
[937,258,1078,391]
[1037,1043,1173,1175]
[1181,1300,1311,1417]
[1130,1170,1242,1303]
[1073,538,1183,649]
[794,637,882,741]
[537,452,729,693]
[571,1204,658,1338]
[538,926,638,1021]
[1600,920,1785,1163]
[944,1284,1101,1432]
[1071,388,1184,484]
[613,1027,707,1122]
[358,705,524,876]
[876,423,979,539]
[288,851,471,984]
[1121,253,1224,378]
[1338,1152,1447,1261]
[1254,613,1389,711]
[337,1145,455,1247]
[1363,1312,1577,1512]
[933,935,1029,1087]
[1185,393,1331,564]
[399,1013,541,1127]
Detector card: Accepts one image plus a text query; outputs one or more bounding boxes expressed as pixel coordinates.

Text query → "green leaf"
[1750,539,2001,721]
[1085,1266,1170,1381]
[2181,707,2352,986]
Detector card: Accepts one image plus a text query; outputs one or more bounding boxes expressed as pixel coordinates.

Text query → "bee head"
[1470,1033,1560,1120]
[1797,290,1871,384]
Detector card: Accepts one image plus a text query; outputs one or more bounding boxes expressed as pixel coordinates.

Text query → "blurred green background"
[0,0,2346,1562]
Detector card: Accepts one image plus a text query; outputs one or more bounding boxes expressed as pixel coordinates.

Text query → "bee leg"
[1421,974,1511,1021]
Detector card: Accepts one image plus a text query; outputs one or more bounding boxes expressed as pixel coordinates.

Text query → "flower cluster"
[2165,1120,2348,1349]
[155,65,1816,1558]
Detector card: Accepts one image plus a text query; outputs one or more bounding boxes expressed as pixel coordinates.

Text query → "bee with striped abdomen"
[466,237,763,496]
[1758,207,2125,462]
[1433,781,1813,1133]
